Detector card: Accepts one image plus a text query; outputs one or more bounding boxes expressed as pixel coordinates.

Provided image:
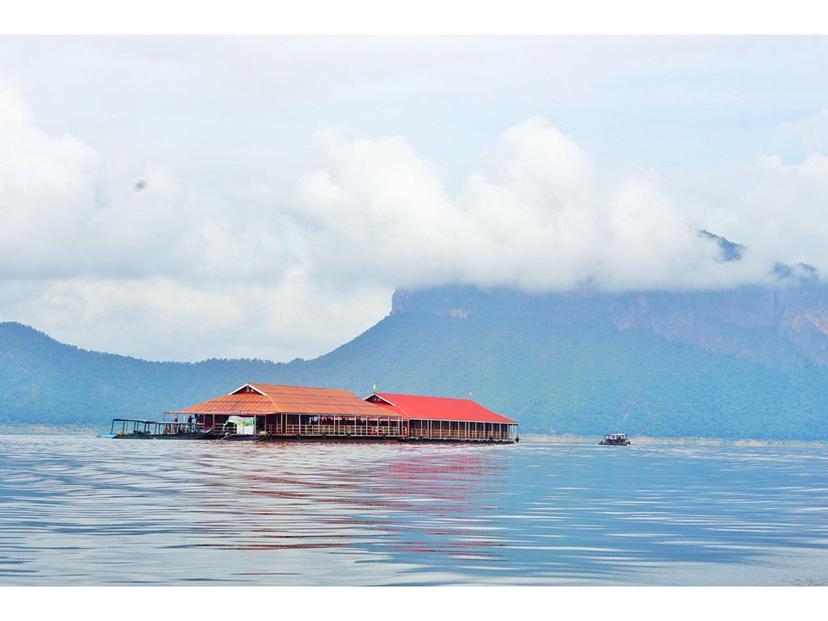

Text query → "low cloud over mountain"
[2,80,828,361]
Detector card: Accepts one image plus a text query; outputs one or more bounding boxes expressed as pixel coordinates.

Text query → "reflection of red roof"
[170,384,392,417]
[366,393,517,424]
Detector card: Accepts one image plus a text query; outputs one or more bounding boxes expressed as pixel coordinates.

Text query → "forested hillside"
[2,279,828,439]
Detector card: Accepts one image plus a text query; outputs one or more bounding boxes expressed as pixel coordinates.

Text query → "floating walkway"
[97,418,210,439]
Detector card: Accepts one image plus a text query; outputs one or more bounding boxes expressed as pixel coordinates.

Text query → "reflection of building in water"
[376,449,508,561]
[384,450,503,507]
[166,383,518,442]
[186,440,507,565]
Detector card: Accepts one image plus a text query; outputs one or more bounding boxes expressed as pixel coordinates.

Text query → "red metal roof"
[171,384,396,417]
[366,392,517,424]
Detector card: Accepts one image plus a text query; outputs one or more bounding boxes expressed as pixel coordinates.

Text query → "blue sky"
[5,37,827,175]
[1,36,827,361]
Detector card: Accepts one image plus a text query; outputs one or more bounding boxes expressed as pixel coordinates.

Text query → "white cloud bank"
[287,116,814,292]
[1,87,827,360]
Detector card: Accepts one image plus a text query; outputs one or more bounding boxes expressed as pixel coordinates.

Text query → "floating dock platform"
[101,384,518,443]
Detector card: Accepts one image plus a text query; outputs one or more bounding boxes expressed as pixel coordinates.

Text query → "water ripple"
[0,436,827,584]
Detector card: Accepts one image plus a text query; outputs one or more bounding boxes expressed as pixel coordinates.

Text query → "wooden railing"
[267,424,400,437]
[264,423,510,440]
[407,429,510,440]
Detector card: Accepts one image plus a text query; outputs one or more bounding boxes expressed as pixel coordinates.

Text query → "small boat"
[214,417,263,441]
[599,433,631,446]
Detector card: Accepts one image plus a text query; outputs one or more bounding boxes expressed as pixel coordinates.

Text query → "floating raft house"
[162,383,518,442]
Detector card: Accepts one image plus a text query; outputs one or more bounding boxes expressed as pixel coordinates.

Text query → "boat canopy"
[226,416,256,435]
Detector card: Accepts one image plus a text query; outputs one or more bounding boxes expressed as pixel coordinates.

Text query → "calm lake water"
[1,435,827,585]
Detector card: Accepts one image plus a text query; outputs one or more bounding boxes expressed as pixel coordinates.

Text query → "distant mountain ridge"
[0,321,290,425]
[391,280,828,368]
[2,275,828,439]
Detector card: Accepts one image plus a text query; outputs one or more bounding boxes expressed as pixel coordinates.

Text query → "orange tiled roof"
[170,383,396,417]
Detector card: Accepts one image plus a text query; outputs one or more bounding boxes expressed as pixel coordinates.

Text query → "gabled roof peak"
[177,383,392,417]
[365,393,396,406]
[229,383,267,396]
